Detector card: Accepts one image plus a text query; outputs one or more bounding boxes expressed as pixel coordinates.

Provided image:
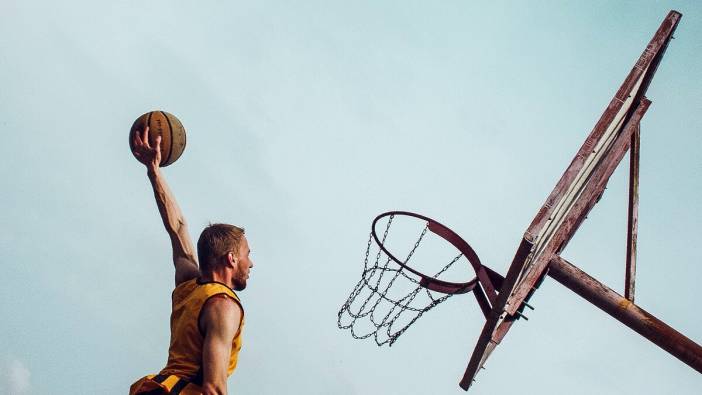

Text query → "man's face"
[232,236,253,291]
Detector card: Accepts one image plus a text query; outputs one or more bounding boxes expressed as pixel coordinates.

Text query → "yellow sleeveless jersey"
[129,278,244,395]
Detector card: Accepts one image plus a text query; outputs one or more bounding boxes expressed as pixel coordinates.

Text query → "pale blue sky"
[1,1,700,394]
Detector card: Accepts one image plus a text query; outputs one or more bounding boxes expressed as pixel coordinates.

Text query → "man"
[129,127,253,395]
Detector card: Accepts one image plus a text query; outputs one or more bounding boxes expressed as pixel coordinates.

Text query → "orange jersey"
[130,278,244,395]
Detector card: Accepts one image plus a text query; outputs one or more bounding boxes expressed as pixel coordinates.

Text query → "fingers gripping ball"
[129,111,187,167]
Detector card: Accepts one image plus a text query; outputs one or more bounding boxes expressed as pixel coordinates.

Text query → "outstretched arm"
[133,127,200,285]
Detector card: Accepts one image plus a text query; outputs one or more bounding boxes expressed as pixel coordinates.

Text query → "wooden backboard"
[460,10,682,390]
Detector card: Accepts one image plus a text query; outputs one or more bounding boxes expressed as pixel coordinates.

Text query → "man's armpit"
[174,257,200,285]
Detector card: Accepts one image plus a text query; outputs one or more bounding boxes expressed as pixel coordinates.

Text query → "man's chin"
[233,280,247,291]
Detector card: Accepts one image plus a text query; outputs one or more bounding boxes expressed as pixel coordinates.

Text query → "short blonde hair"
[197,223,245,273]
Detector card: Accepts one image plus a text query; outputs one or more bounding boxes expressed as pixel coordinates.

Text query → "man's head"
[197,223,253,291]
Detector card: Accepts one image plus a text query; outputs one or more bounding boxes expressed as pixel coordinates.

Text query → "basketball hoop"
[338,211,503,346]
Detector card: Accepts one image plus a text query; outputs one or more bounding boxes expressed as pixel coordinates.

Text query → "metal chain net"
[337,214,463,346]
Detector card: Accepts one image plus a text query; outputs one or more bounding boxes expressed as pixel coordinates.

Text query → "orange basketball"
[129,111,187,167]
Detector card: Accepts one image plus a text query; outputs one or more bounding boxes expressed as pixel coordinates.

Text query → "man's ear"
[228,252,238,267]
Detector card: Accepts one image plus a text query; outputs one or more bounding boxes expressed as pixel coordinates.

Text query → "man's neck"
[200,270,234,290]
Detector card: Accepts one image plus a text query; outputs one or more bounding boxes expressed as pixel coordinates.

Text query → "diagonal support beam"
[548,255,702,373]
[625,123,640,301]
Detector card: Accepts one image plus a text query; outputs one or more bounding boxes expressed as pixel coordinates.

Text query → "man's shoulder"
[199,293,243,335]
[203,290,243,315]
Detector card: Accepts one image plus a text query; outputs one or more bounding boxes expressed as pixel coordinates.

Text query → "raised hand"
[133,126,162,170]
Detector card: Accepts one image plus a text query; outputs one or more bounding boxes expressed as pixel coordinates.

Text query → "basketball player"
[129,127,253,395]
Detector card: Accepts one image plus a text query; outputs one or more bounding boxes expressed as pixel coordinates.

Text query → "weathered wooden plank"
[625,124,640,301]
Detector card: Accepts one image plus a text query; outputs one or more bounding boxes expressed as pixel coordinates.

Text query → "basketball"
[129,111,187,167]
